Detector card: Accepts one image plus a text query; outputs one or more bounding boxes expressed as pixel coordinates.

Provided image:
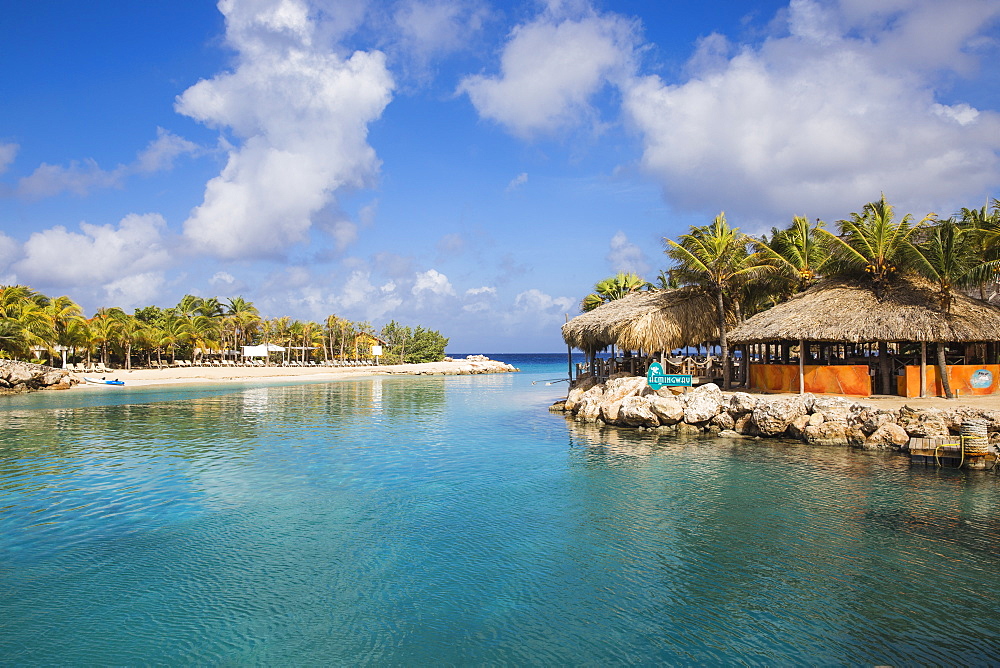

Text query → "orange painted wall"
[749,364,872,397]
[898,364,1000,398]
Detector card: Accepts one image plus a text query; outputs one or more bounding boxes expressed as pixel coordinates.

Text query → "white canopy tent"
[242,344,285,358]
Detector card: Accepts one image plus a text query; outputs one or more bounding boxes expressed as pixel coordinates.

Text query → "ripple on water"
[2,376,1000,663]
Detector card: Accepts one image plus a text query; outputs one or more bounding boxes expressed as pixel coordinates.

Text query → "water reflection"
[3,375,1000,664]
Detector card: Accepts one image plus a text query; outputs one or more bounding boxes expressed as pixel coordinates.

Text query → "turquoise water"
[2,353,999,664]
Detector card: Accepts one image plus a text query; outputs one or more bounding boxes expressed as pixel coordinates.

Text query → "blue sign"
[971,369,993,389]
[647,362,693,389]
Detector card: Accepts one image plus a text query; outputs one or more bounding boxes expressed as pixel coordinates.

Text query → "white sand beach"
[70,357,518,388]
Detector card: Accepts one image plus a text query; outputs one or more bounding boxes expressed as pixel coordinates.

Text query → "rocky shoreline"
[0,360,78,394]
[379,355,519,375]
[551,375,1000,450]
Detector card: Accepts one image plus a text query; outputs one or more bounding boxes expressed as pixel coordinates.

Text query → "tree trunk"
[878,341,891,395]
[937,343,954,399]
[717,289,730,390]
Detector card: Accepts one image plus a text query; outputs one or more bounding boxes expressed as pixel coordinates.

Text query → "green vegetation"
[583,195,1000,392]
[0,290,449,368]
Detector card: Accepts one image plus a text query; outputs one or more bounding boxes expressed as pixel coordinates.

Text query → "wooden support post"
[920,341,927,398]
[564,314,573,382]
[798,338,805,395]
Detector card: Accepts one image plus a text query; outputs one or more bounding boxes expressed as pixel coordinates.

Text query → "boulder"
[811,395,853,411]
[598,377,648,423]
[897,406,949,437]
[1,364,36,386]
[570,384,604,414]
[734,413,759,436]
[864,423,910,449]
[649,395,685,425]
[728,391,759,415]
[618,396,660,428]
[752,396,808,436]
[804,421,849,446]
[710,411,735,431]
[549,400,567,412]
[786,414,811,440]
[676,422,703,436]
[565,377,600,411]
[576,396,603,422]
[851,407,898,435]
[846,426,867,447]
[807,412,825,427]
[683,383,724,423]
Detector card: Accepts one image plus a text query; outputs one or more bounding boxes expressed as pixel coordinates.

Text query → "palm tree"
[819,195,934,394]
[107,308,141,370]
[960,198,1000,301]
[224,296,261,350]
[819,194,933,297]
[665,212,772,389]
[580,272,649,312]
[910,218,986,399]
[0,285,53,359]
[756,216,830,299]
[88,309,121,367]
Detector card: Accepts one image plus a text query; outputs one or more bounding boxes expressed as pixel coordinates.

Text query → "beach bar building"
[562,287,725,381]
[727,278,1000,398]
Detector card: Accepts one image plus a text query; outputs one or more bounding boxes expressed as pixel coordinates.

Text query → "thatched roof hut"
[562,287,720,354]
[728,277,1000,344]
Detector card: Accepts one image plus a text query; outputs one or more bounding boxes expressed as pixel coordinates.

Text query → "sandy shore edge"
[69,358,517,388]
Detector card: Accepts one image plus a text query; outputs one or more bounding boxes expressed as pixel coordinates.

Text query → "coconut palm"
[0,286,53,359]
[665,212,773,389]
[224,296,261,350]
[580,272,649,312]
[756,216,831,299]
[88,309,121,367]
[959,198,1000,301]
[818,195,935,394]
[910,218,987,399]
[819,194,933,297]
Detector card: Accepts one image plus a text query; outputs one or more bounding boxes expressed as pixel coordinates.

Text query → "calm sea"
[2,353,999,664]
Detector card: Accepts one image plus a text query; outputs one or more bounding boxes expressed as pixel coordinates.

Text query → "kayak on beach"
[83,377,125,386]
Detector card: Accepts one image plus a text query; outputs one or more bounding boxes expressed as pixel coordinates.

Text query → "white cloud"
[17,160,125,199]
[15,213,171,300]
[462,285,496,313]
[329,220,359,252]
[412,268,455,296]
[513,288,573,314]
[458,6,637,137]
[135,127,200,173]
[0,231,19,270]
[393,0,488,62]
[622,0,1000,221]
[103,271,166,309]
[606,230,649,276]
[334,269,403,320]
[506,172,528,192]
[13,128,199,199]
[0,143,17,174]
[209,270,249,293]
[177,0,394,259]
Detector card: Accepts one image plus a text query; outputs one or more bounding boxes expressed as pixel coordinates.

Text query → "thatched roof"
[562,287,719,353]
[728,277,1000,344]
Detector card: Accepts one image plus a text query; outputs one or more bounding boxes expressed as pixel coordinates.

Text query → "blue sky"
[2,0,999,352]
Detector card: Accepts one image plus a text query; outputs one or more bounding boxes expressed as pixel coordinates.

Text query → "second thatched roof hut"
[727,276,1000,397]
[728,277,1000,344]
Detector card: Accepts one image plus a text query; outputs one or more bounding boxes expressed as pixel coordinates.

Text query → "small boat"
[83,377,125,386]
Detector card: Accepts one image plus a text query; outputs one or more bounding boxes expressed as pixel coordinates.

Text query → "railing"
[576,356,745,385]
